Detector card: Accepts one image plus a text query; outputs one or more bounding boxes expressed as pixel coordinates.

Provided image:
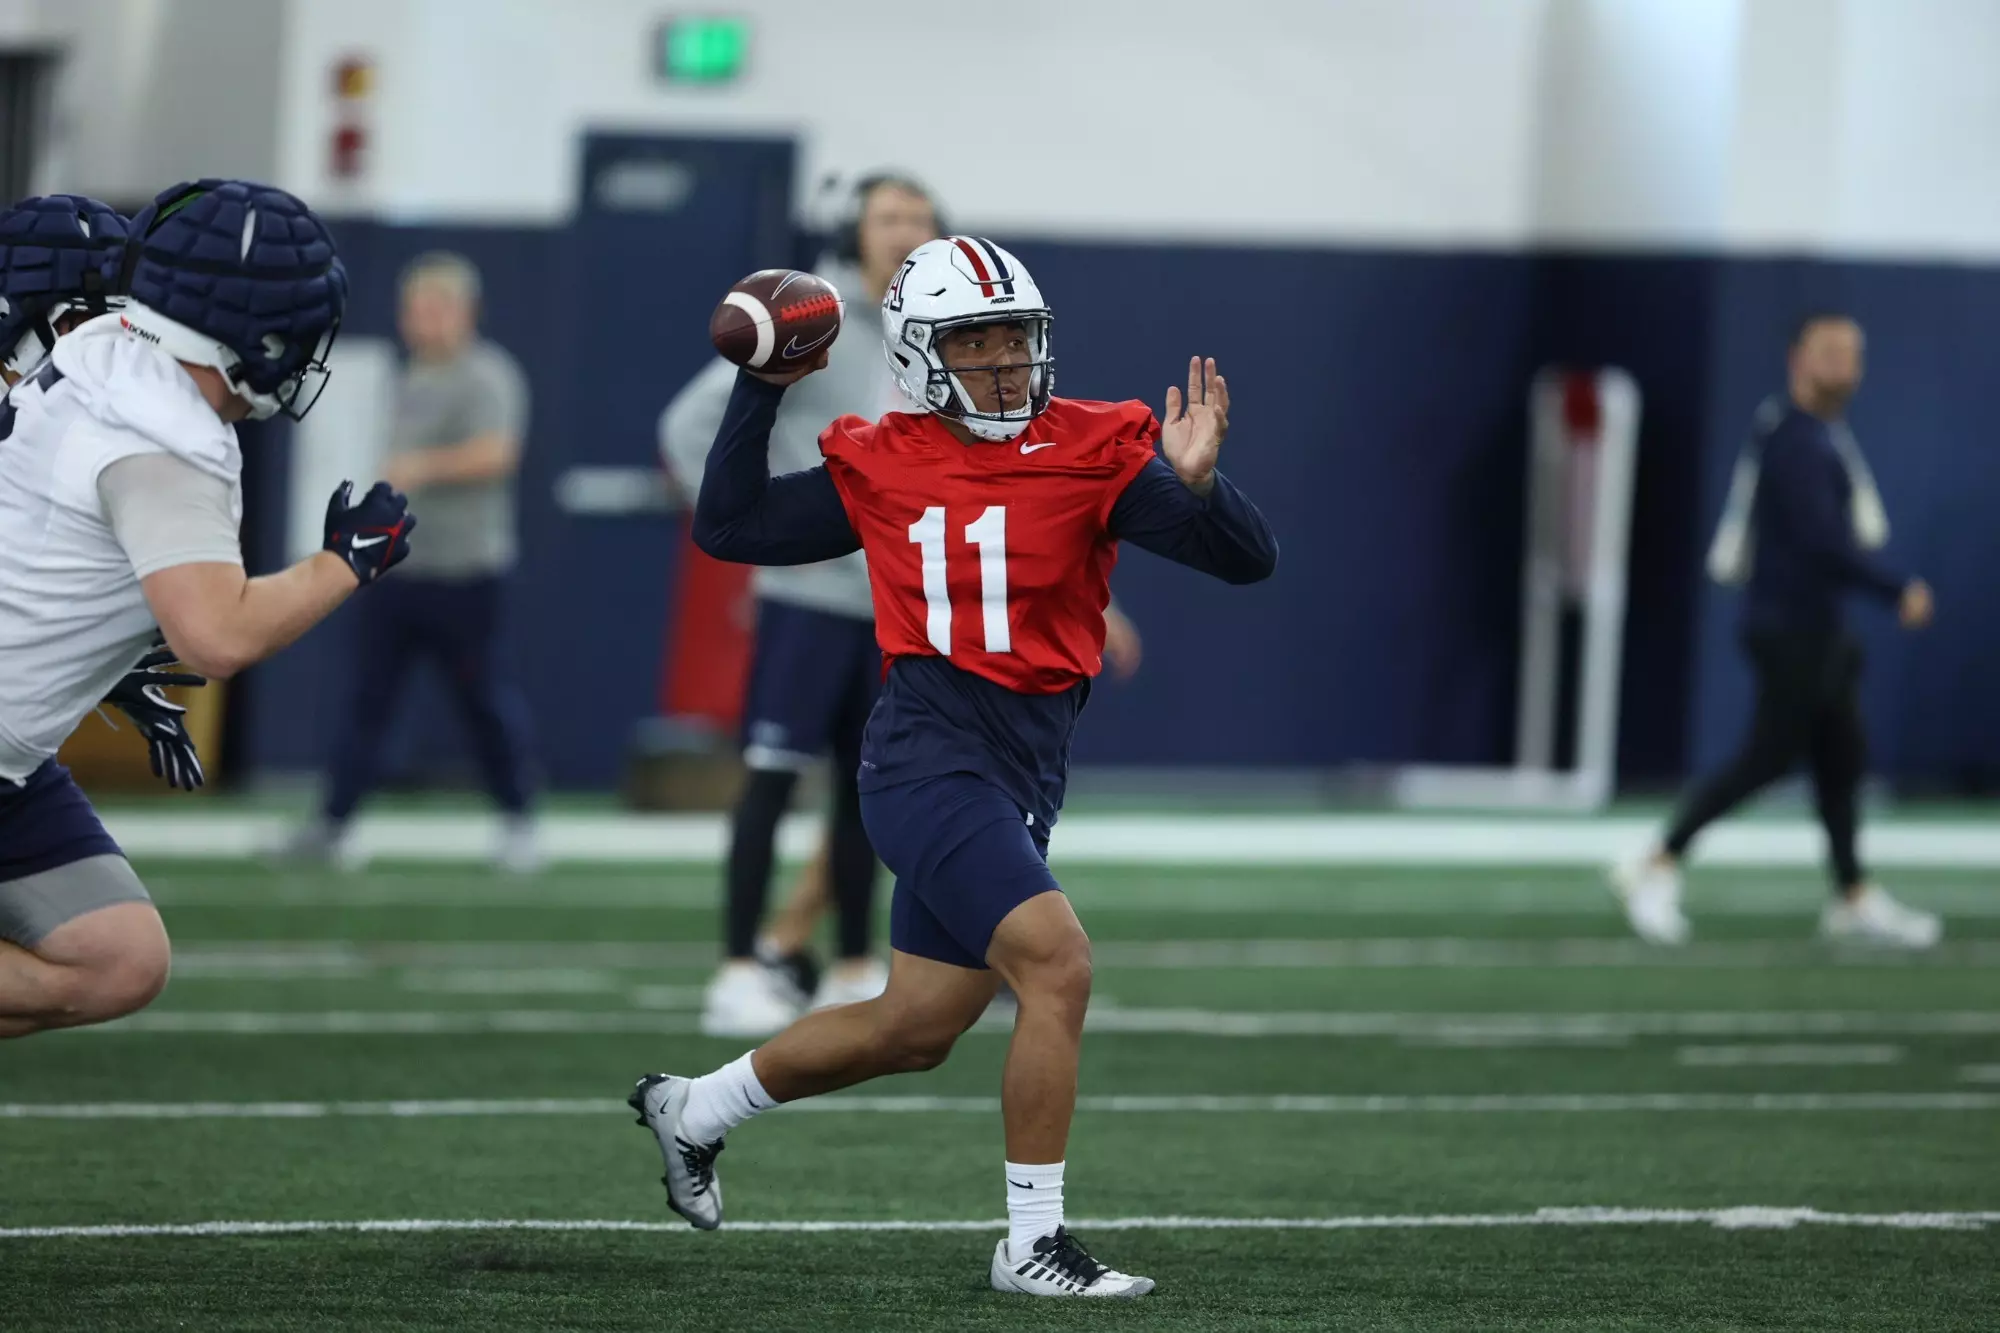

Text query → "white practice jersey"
[0,315,243,781]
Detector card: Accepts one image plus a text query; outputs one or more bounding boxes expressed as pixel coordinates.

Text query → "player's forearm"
[151,554,357,679]
[692,372,786,550]
[1172,475,1279,584]
[1109,460,1278,584]
[1819,540,1904,600]
[661,357,737,496]
[1767,449,1902,598]
[693,372,859,565]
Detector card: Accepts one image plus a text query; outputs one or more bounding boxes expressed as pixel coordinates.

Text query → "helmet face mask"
[882,237,1055,442]
[1,296,64,383]
[239,314,341,422]
[912,311,1053,440]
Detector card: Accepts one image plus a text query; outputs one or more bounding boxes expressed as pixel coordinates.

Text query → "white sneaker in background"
[496,818,546,875]
[810,957,889,1010]
[700,961,802,1038]
[1609,853,1690,945]
[272,819,367,872]
[1820,886,1942,949]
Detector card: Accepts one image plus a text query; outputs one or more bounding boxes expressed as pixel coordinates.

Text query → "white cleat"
[628,1073,724,1230]
[700,961,803,1038]
[810,958,889,1010]
[1820,886,1942,949]
[990,1228,1154,1298]
[1609,854,1690,945]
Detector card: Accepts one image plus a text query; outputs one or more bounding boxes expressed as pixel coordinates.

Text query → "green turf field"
[3,860,1995,1330]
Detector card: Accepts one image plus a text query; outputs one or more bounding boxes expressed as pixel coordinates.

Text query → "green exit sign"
[657,18,750,84]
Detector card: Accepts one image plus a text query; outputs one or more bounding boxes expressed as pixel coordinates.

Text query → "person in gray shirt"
[661,174,942,1034]
[294,253,540,871]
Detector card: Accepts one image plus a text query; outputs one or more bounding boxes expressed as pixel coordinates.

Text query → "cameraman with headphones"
[661,173,942,1036]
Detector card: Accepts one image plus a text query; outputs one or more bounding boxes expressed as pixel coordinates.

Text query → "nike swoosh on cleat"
[1019,442,1056,455]
[351,535,388,549]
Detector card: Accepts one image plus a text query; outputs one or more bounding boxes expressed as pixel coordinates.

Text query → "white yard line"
[1078,1008,2000,1038]
[99,809,2000,868]
[1959,1065,2000,1084]
[144,880,2000,917]
[4,1092,1996,1120]
[395,969,627,996]
[1093,938,2000,967]
[85,1006,2000,1038]
[4,1206,1996,1241]
[1675,1045,1905,1067]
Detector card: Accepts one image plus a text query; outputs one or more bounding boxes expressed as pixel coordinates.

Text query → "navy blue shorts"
[0,760,122,884]
[862,772,1059,970]
[742,599,881,772]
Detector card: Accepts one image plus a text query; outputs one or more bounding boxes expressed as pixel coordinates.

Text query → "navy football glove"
[103,648,207,792]
[324,480,416,586]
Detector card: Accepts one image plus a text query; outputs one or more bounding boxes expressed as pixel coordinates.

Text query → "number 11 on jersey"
[908,505,1011,656]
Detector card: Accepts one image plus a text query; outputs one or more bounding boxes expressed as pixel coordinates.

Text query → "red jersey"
[819,397,1159,695]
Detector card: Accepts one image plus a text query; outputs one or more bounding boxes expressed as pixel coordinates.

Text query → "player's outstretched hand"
[1161,356,1229,495]
[1102,603,1143,680]
[1899,578,1934,629]
[323,480,417,587]
[746,349,832,388]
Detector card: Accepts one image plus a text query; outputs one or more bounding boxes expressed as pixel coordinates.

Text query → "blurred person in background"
[288,253,539,872]
[1613,313,1939,949]
[1,180,412,1037]
[661,173,942,1034]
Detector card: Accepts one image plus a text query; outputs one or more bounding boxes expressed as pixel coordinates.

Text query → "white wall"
[14,0,2000,258]
[7,0,283,204]
[1530,0,1743,247]
[1826,0,2000,259]
[275,0,1551,243]
[1723,0,2000,258]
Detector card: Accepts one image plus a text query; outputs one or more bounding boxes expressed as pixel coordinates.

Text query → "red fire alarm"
[328,54,375,183]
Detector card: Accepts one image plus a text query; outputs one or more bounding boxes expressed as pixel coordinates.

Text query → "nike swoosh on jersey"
[351,535,388,549]
[1019,442,1056,454]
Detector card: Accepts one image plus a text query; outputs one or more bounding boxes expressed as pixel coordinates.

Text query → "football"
[709,269,844,372]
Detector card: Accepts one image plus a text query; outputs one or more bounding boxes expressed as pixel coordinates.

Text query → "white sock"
[679,1051,776,1146]
[1005,1160,1066,1262]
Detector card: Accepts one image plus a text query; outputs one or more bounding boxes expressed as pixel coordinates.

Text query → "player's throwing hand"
[746,348,832,388]
[1161,356,1229,495]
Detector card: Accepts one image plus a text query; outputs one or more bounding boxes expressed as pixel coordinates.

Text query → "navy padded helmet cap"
[0,195,131,358]
[124,178,346,399]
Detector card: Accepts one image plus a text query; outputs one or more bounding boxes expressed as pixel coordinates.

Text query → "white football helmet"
[880,236,1053,441]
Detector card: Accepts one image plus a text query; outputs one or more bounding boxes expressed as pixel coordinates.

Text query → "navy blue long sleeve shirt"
[693,371,1278,824]
[1745,402,1903,634]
